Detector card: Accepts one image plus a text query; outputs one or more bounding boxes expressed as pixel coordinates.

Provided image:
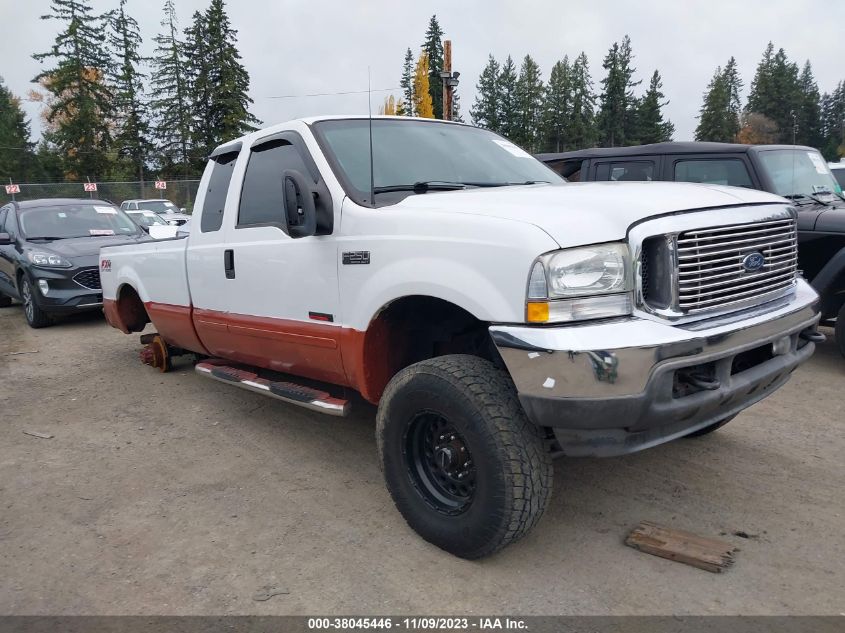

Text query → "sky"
[1,0,844,144]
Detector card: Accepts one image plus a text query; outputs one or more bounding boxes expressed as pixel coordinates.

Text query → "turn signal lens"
[526,301,550,323]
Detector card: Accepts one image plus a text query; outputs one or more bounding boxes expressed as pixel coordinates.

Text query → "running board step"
[195,360,350,417]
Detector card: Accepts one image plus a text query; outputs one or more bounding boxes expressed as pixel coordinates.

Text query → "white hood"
[392,181,787,247]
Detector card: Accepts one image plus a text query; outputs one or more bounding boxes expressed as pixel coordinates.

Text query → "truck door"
[217,131,346,386]
[185,143,241,356]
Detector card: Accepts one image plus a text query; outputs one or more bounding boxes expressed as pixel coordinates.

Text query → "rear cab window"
[673,158,754,188]
[200,152,239,233]
[595,160,656,182]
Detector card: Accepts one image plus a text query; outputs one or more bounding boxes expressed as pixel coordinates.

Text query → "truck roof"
[537,142,819,162]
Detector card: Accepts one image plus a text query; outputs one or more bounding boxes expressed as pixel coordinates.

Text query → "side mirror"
[282,170,317,238]
[0,232,12,245]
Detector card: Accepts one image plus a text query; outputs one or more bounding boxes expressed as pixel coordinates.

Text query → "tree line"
[0,0,257,184]
[696,43,845,160]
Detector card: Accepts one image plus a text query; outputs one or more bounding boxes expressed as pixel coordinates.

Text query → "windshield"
[757,149,843,197]
[129,211,168,227]
[313,119,562,204]
[20,204,140,239]
[138,200,178,213]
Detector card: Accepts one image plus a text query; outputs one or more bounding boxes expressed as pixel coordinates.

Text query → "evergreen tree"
[184,9,212,164]
[514,55,544,151]
[421,15,445,119]
[746,43,801,143]
[107,0,152,182]
[413,52,434,118]
[541,57,571,153]
[0,77,35,180]
[450,88,464,123]
[470,55,500,131]
[399,48,415,116]
[567,52,597,150]
[597,35,640,146]
[796,61,822,148]
[497,56,519,141]
[188,0,259,165]
[637,70,674,143]
[695,58,742,142]
[32,0,114,179]
[150,0,192,173]
[820,83,845,160]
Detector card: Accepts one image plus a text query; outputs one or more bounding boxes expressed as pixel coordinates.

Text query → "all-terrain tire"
[20,277,52,328]
[684,414,737,438]
[376,354,553,559]
[836,303,845,359]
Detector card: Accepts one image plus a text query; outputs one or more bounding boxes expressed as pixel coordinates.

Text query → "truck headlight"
[526,243,633,323]
[27,251,72,268]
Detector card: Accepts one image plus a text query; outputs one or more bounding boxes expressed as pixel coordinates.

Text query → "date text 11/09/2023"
[307,617,528,630]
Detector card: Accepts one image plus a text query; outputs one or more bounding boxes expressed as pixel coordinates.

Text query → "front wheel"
[21,278,52,328]
[376,355,553,559]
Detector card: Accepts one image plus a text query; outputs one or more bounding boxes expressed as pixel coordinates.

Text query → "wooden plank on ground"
[625,521,737,573]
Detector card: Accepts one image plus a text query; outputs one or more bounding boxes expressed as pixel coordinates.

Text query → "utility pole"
[439,40,460,121]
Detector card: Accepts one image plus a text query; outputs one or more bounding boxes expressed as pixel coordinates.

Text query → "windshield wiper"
[373,180,552,195]
[784,193,832,207]
[25,236,70,241]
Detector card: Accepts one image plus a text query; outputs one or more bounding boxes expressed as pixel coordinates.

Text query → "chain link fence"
[3,180,202,212]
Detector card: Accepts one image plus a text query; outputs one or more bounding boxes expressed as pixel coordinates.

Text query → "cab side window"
[238,140,310,229]
[674,159,753,188]
[200,151,239,233]
[596,161,655,182]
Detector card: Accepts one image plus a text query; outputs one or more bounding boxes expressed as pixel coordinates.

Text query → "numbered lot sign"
[84,182,98,192]
[5,184,20,194]
[154,180,167,190]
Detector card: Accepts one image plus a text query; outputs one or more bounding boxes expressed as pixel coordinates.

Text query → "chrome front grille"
[73,268,102,290]
[675,217,797,314]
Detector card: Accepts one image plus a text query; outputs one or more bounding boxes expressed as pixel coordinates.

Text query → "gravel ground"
[1,304,843,615]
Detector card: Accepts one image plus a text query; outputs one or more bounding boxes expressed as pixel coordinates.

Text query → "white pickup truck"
[100,116,822,559]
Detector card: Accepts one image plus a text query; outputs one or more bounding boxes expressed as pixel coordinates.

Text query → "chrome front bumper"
[490,279,820,456]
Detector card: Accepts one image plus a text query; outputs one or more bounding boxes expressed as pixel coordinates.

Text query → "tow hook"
[799,328,826,344]
[139,333,171,373]
[678,369,721,391]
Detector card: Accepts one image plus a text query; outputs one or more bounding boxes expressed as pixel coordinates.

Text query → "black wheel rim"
[403,411,476,515]
[22,280,34,323]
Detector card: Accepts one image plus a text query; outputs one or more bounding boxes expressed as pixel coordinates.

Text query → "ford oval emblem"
[742,251,765,272]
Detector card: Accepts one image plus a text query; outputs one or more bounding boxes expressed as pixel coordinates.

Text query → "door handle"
[224,249,235,279]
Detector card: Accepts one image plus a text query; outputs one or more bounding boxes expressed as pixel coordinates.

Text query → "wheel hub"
[404,411,476,515]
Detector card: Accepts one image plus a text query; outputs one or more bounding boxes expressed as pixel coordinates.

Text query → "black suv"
[0,198,149,328]
[538,142,845,356]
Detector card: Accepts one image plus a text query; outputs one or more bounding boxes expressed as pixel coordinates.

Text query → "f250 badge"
[342,251,370,265]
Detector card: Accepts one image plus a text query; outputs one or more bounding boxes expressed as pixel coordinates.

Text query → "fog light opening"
[37,279,49,295]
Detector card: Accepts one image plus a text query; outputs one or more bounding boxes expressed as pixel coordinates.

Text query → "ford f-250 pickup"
[99,116,822,559]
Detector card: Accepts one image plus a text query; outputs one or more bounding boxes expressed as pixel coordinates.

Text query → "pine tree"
[184,9,212,164]
[497,56,519,141]
[150,0,192,173]
[399,48,415,116]
[450,88,464,123]
[421,15,445,119]
[379,95,396,115]
[514,55,544,151]
[188,0,259,165]
[0,77,35,180]
[567,52,597,150]
[413,52,434,118]
[597,35,640,147]
[796,61,822,148]
[820,82,845,160]
[746,43,801,143]
[107,0,152,182]
[637,70,674,143]
[695,58,742,142]
[541,57,572,153]
[32,0,114,179]
[470,55,500,131]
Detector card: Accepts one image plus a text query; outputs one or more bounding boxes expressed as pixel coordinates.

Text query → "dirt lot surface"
[1,304,843,615]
